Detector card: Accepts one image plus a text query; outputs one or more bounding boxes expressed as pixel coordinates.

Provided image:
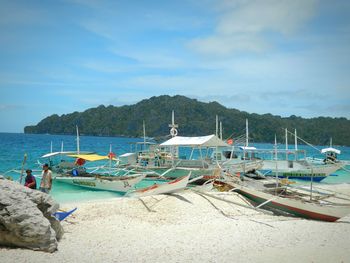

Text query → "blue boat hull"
[260,170,327,182]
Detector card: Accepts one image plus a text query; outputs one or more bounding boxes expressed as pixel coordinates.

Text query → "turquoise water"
[0,133,147,203]
[1,133,349,203]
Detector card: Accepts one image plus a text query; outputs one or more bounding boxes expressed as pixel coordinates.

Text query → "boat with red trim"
[225,174,350,222]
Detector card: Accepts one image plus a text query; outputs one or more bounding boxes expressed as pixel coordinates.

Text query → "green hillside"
[24,95,350,145]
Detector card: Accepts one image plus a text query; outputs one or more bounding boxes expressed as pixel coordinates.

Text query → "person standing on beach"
[24,169,37,189]
[40,163,52,194]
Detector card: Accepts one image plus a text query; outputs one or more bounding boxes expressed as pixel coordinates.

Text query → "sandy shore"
[2,185,350,263]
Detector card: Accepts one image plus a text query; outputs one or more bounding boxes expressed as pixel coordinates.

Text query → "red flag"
[75,158,86,166]
[227,139,233,145]
[108,152,116,159]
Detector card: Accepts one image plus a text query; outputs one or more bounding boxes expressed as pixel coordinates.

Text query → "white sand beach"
[2,186,350,263]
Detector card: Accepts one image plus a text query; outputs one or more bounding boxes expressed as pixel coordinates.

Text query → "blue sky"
[1,0,349,132]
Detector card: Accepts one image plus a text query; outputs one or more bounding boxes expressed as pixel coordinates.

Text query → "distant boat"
[321,138,341,164]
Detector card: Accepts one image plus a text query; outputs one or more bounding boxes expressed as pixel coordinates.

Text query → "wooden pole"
[285,128,288,160]
[274,134,278,195]
[76,125,80,154]
[19,153,27,184]
[246,119,249,147]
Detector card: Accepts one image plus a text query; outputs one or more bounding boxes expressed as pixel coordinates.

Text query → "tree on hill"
[24,95,350,146]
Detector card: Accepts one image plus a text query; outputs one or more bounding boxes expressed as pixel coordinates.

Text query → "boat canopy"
[160,134,228,147]
[239,146,257,151]
[321,147,341,155]
[119,152,136,157]
[41,151,94,158]
[68,154,117,161]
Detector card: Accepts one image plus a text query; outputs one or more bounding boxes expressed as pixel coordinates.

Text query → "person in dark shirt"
[24,169,37,189]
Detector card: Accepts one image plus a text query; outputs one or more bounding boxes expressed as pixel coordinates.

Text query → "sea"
[1,133,350,204]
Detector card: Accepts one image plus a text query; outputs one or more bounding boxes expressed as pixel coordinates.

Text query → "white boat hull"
[260,160,339,181]
[55,174,146,193]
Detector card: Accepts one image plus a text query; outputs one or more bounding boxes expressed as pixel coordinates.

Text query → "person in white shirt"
[40,163,52,194]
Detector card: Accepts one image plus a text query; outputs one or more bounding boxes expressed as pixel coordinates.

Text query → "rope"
[285,129,321,153]
[191,188,273,216]
[285,129,350,173]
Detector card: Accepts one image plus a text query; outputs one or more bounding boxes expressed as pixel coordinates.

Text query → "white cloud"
[189,0,318,55]
[189,34,269,55]
[217,0,317,35]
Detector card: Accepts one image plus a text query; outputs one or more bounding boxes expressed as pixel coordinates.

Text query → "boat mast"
[294,129,297,161]
[168,110,178,166]
[330,137,333,147]
[109,144,112,175]
[285,128,288,160]
[215,115,218,137]
[220,121,223,140]
[143,120,146,150]
[246,119,249,147]
[76,125,80,154]
[274,134,279,195]
[169,110,178,137]
[59,141,64,166]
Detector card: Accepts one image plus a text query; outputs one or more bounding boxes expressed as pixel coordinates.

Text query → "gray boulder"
[0,176,64,252]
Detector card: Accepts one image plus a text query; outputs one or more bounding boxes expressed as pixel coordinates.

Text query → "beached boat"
[46,152,146,193]
[126,173,190,197]
[225,174,350,222]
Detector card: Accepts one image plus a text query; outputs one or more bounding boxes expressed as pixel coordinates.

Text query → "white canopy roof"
[119,152,136,157]
[160,134,228,147]
[239,146,257,151]
[321,147,341,155]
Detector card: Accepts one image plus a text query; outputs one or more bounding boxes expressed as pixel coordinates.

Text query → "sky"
[0,0,349,132]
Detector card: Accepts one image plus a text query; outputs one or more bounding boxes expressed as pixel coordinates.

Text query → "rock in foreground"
[0,176,63,252]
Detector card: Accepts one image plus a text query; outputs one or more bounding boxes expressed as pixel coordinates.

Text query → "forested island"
[24,95,350,145]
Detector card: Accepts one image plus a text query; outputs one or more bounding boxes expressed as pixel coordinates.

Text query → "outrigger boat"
[39,126,95,176]
[122,115,262,183]
[224,173,350,222]
[245,129,339,182]
[259,159,338,182]
[39,151,95,177]
[220,133,350,222]
[52,153,146,193]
